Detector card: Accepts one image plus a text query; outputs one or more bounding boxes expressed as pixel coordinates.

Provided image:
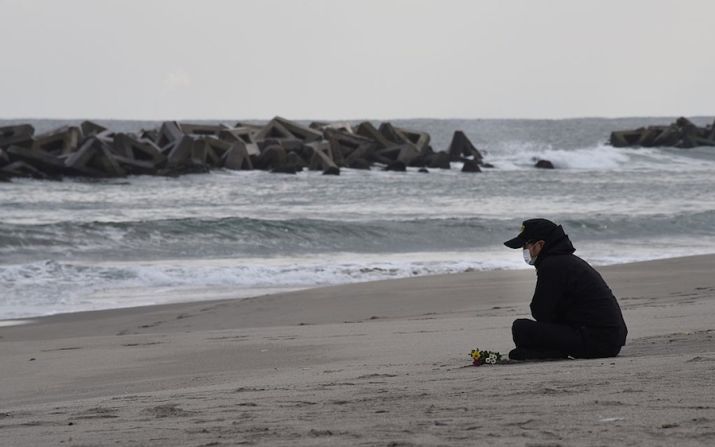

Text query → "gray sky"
[1,0,713,120]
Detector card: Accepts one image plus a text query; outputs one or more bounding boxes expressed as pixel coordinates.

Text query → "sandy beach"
[1,254,714,446]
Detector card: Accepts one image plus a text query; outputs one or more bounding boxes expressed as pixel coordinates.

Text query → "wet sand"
[1,255,714,446]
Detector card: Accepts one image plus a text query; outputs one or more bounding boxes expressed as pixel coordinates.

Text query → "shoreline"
[1,253,714,445]
[3,252,715,325]
[2,253,714,339]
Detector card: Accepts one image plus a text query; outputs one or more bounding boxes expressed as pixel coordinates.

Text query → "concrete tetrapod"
[0,124,35,149]
[65,138,126,177]
[447,131,483,163]
[32,126,82,156]
[6,145,67,177]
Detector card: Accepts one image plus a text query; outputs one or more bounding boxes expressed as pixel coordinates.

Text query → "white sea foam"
[0,320,34,327]
[0,250,521,319]
[484,143,715,172]
[3,241,715,320]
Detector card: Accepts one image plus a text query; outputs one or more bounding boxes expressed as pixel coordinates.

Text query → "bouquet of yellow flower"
[469,348,503,366]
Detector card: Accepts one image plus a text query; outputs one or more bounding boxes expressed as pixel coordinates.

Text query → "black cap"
[504,218,558,249]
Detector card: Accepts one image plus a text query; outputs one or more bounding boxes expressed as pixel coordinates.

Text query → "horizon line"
[1,114,713,123]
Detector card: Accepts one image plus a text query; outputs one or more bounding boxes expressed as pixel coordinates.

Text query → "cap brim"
[504,236,525,249]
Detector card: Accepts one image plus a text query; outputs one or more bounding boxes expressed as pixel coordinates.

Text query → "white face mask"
[523,248,536,265]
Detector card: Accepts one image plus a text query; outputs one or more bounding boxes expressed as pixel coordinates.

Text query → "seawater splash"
[485,143,715,171]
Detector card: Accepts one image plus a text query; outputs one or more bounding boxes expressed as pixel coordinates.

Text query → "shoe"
[509,347,567,361]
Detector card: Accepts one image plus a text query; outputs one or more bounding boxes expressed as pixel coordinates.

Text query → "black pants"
[511,318,621,359]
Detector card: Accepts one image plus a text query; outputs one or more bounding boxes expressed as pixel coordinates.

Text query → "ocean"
[2,117,715,320]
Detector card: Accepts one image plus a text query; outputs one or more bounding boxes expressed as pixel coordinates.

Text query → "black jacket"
[531,226,628,352]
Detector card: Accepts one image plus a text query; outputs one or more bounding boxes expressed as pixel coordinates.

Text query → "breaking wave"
[2,211,715,262]
[484,143,715,171]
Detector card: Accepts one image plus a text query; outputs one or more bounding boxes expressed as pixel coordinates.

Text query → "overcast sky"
[1,0,713,120]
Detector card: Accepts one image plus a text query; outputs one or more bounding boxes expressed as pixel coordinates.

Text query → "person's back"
[504,218,628,360]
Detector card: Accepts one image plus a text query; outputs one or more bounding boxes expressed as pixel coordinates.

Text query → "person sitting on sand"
[504,218,628,361]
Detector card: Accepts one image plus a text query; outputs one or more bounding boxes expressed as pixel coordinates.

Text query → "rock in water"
[322,166,340,175]
[461,160,481,173]
[383,161,406,172]
[535,159,555,169]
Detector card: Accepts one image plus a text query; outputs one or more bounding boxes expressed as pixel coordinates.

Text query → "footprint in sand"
[74,407,119,419]
[142,404,195,418]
